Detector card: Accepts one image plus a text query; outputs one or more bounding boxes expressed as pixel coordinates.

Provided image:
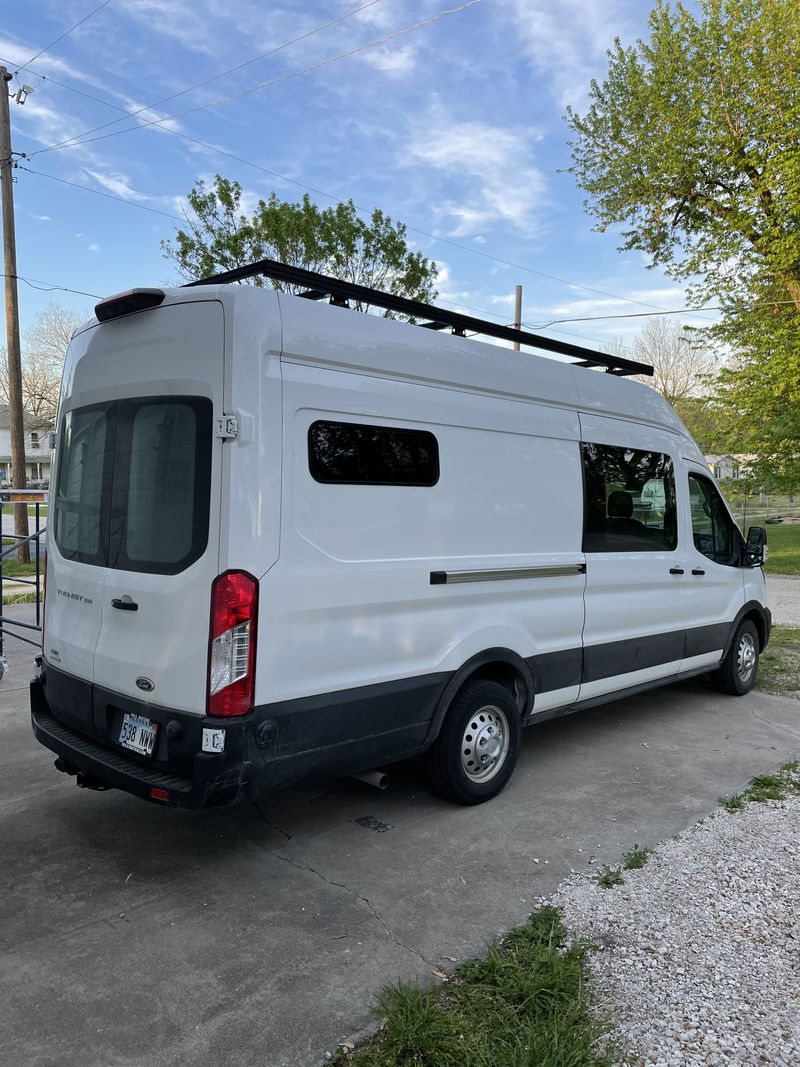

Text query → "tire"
[713,619,760,696]
[426,678,521,805]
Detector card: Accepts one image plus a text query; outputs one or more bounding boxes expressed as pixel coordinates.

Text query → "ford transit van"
[30,262,770,808]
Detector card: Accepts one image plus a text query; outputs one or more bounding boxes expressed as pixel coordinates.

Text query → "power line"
[21,0,115,68]
[3,273,101,299]
[36,0,385,155]
[20,166,184,221]
[526,298,798,327]
[33,1,482,156]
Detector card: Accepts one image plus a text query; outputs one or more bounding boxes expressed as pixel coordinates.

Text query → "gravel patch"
[552,798,800,1066]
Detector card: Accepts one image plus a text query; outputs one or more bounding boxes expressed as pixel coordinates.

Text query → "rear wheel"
[426,679,521,805]
[713,619,759,695]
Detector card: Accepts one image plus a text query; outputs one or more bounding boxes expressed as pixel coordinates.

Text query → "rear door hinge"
[215,414,239,440]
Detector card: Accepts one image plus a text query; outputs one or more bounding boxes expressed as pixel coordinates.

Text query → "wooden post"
[0,66,29,563]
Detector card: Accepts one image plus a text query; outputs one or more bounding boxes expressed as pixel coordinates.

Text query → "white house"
[0,406,52,485]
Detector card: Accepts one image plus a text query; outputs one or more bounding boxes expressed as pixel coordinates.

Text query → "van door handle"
[692,568,706,576]
[669,567,685,575]
[111,596,139,611]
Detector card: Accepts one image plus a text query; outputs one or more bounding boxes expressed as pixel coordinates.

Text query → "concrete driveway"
[2,607,799,1067]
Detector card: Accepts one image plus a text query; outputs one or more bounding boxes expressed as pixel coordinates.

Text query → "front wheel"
[713,619,759,695]
[426,679,521,805]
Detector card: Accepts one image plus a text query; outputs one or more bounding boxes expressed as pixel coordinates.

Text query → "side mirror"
[745,526,767,567]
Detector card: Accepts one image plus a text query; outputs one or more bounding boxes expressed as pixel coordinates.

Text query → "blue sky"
[3,0,715,350]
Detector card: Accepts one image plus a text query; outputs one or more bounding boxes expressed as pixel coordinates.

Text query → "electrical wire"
[20,166,184,221]
[36,0,385,155]
[21,0,115,69]
[525,298,799,327]
[2,273,102,299]
[32,1,482,155]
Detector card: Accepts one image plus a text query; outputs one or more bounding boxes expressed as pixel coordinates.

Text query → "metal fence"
[0,489,46,676]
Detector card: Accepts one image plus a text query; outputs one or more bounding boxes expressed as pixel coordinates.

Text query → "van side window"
[688,473,740,565]
[582,443,678,552]
[308,421,439,486]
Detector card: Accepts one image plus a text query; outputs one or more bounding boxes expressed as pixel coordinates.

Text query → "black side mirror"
[745,526,767,567]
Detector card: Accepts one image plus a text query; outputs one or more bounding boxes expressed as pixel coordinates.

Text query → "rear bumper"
[30,672,246,808]
[30,662,443,809]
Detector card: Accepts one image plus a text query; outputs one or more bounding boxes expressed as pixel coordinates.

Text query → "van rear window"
[54,397,212,574]
[308,420,439,486]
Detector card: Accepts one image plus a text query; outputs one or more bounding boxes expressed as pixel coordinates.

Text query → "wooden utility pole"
[0,66,29,563]
[512,284,522,351]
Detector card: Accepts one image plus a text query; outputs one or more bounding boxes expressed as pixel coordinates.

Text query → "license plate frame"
[118,712,158,757]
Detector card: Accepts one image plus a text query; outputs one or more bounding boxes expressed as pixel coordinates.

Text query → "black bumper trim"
[32,701,193,802]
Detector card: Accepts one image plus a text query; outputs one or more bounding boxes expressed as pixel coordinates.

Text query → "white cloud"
[89,243,101,252]
[496,0,634,110]
[84,169,149,201]
[407,120,547,237]
[362,45,416,75]
[30,213,51,221]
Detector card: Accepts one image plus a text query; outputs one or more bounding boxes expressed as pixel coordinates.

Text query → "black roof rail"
[184,258,653,377]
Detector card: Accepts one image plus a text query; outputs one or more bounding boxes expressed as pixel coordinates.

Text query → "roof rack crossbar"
[184,258,653,377]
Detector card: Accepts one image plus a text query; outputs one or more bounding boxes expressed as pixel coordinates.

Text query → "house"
[705,454,757,481]
[0,406,52,485]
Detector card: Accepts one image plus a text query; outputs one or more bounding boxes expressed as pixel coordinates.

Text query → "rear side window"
[582,442,678,552]
[54,397,212,574]
[308,420,439,486]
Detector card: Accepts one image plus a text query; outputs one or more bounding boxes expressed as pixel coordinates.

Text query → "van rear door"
[50,298,224,716]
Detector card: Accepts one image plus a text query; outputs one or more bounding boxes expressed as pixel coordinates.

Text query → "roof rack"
[184,258,653,377]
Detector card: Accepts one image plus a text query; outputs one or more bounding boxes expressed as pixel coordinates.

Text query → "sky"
[2,0,717,355]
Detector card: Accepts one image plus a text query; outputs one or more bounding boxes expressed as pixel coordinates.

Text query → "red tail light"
[207,570,258,717]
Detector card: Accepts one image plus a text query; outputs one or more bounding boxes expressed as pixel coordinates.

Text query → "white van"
[30,261,770,809]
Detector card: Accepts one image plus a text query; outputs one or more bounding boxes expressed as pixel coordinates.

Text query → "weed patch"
[339,906,614,1066]
[622,844,651,870]
[594,865,624,889]
[757,626,800,696]
[720,761,800,812]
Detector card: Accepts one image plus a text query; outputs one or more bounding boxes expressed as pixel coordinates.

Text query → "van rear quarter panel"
[257,360,586,706]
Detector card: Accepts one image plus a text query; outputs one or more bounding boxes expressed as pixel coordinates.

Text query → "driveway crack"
[271,849,438,969]
[250,803,436,969]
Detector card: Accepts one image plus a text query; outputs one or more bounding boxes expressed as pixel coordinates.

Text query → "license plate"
[119,713,158,757]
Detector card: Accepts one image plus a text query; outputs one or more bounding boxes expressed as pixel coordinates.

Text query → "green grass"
[763,523,800,575]
[720,760,800,812]
[1,557,39,578]
[757,625,800,696]
[337,906,614,1066]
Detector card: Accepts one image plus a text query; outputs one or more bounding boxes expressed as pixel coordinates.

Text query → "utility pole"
[0,66,29,563]
[512,284,523,351]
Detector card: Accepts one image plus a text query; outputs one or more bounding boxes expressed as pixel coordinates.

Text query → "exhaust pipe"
[351,770,389,791]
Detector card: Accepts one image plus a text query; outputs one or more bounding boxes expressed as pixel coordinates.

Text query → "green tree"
[162,176,438,311]
[565,0,800,486]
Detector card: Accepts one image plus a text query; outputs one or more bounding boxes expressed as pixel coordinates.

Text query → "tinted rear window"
[308,420,439,486]
[54,397,212,574]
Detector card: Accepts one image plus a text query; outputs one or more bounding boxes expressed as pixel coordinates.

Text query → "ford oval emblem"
[136,677,155,692]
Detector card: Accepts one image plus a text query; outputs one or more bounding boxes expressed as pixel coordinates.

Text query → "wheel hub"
[461,705,510,784]
[737,634,756,681]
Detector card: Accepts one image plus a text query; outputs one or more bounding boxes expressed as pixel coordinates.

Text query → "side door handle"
[669,567,685,575]
[111,596,139,611]
[692,568,706,576]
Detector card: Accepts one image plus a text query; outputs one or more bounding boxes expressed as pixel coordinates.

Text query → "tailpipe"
[351,770,389,791]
